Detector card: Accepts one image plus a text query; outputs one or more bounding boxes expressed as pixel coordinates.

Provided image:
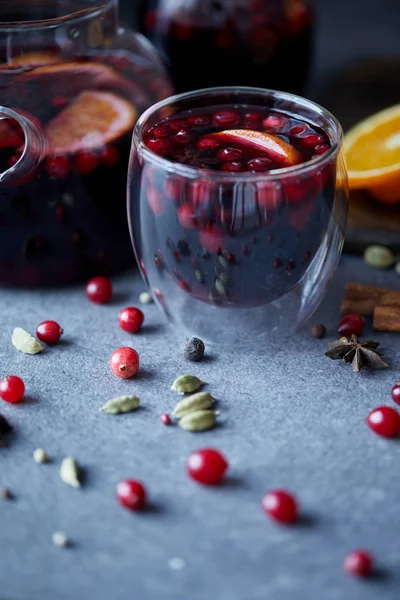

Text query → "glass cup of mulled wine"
[128,87,348,343]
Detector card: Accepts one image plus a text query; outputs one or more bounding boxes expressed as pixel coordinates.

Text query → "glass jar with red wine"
[136,0,314,94]
[0,0,172,287]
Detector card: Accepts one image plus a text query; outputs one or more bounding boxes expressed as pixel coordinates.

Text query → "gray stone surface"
[1,255,400,600]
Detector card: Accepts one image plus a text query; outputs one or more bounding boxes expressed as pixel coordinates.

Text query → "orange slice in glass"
[46,90,137,155]
[212,129,302,167]
[0,51,63,70]
[345,104,400,203]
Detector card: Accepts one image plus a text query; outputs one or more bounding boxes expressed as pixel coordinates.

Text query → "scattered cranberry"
[110,347,139,379]
[116,479,146,511]
[391,381,400,405]
[262,115,287,130]
[300,133,325,148]
[0,376,25,404]
[160,413,171,425]
[196,138,219,152]
[36,320,63,345]
[262,490,298,524]
[52,96,68,109]
[344,550,374,577]
[153,125,170,138]
[75,152,98,175]
[177,204,198,229]
[337,313,364,337]
[247,157,272,171]
[100,145,120,167]
[367,406,400,438]
[212,111,240,127]
[222,162,244,172]
[172,130,192,146]
[118,307,144,334]
[187,448,228,485]
[217,147,243,162]
[146,138,172,156]
[46,156,71,178]
[187,115,211,127]
[86,276,113,304]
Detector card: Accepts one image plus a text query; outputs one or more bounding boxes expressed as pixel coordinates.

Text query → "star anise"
[325,335,389,373]
[179,147,219,169]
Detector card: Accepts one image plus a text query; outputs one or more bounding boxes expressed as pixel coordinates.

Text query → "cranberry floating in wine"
[0,1,172,287]
[128,87,348,343]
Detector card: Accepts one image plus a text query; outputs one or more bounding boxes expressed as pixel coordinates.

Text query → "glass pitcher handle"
[0,107,47,184]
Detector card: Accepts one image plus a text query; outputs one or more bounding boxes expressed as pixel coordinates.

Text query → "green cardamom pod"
[364,245,394,269]
[171,375,205,394]
[100,395,140,414]
[172,392,215,419]
[60,457,81,488]
[179,410,217,432]
[12,327,43,354]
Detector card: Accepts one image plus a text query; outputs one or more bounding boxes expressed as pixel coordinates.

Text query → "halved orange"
[46,91,137,155]
[0,51,63,70]
[345,104,400,204]
[211,129,302,167]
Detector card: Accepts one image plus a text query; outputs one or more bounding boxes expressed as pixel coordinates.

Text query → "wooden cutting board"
[315,57,400,253]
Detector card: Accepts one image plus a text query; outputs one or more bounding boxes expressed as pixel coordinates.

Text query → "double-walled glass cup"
[128,87,348,344]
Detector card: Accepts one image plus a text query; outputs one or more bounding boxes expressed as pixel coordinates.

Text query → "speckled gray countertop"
[1,255,400,600]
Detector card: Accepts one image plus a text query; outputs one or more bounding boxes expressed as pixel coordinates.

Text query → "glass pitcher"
[0,0,172,287]
[135,0,314,94]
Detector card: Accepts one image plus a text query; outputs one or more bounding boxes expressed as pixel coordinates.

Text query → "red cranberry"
[314,144,330,155]
[52,96,68,109]
[344,550,374,577]
[118,307,144,334]
[76,152,98,175]
[212,111,240,128]
[86,276,113,304]
[100,145,120,167]
[168,119,191,132]
[217,147,243,162]
[256,183,280,210]
[245,112,262,126]
[391,381,400,405]
[262,490,298,524]
[283,181,309,204]
[144,9,157,29]
[116,479,146,511]
[7,154,20,168]
[164,177,182,203]
[247,157,272,172]
[196,138,220,152]
[46,156,71,178]
[262,115,287,130]
[367,406,400,438]
[187,115,211,127]
[146,138,172,156]
[147,187,165,216]
[300,134,325,148]
[177,204,198,229]
[222,162,244,172]
[36,320,63,344]
[160,413,171,425]
[199,225,223,253]
[110,347,139,379]
[187,448,228,485]
[0,376,25,404]
[172,130,192,146]
[189,180,212,205]
[153,125,170,138]
[337,313,364,337]
[273,258,282,268]
[289,124,307,136]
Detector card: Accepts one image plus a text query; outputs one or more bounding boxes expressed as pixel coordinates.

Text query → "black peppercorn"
[181,337,205,361]
[312,324,326,338]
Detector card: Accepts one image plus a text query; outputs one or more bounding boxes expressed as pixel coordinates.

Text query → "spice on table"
[367,406,400,438]
[364,245,395,269]
[326,335,389,373]
[60,457,81,488]
[171,375,205,394]
[187,448,228,485]
[1,488,13,500]
[139,292,153,305]
[181,337,205,361]
[100,395,140,414]
[172,392,215,419]
[52,532,69,548]
[340,282,393,316]
[179,409,218,432]
[373,305,400,332]
[33,448,48,464]
[344,550,374,578]
[12,327,43,354]
[110,347,139,379]
[311,324,326,338]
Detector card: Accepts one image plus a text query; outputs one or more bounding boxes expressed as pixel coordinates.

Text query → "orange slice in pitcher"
[211,129,302,167]
[345,104,400,203]
[0,51,63,70]
[46,90,137,155]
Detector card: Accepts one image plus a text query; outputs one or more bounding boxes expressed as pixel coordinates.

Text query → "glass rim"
[0,0,113,31]
[133,86,344,182]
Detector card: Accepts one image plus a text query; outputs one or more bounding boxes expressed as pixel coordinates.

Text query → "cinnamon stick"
[378,292,400,307]
[340,298,378,316]
[341,282,397,315]
[373,305,400,332]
